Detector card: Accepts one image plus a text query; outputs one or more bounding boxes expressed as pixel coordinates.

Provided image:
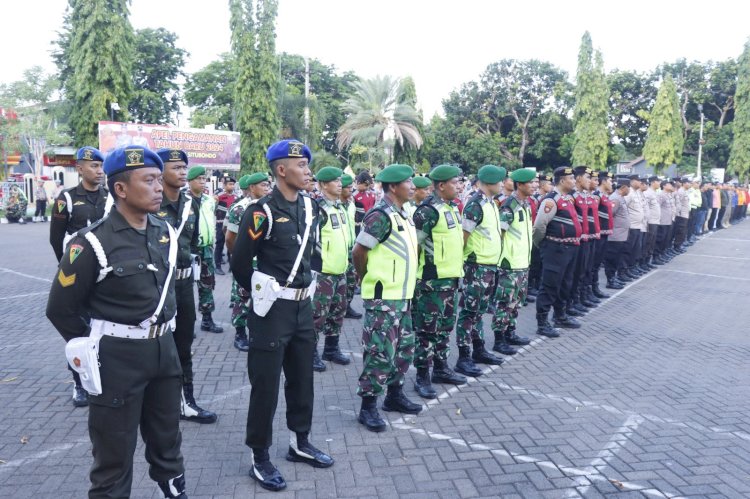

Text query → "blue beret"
[266,139,312,164]
[103,147,163,177]
[76,146,104,162]
[156,148,189,165]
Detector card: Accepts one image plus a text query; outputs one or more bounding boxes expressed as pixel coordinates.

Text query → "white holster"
[65,329,104,395]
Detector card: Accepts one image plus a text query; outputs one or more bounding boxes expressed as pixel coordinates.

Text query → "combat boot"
[382,384,422,414]
[312,348,327,372]
[578,288,597,308]
[553,313,581,329]
[157,473,187,498]
[617,271,633,283]
[414,367,437,399]
[506,326,530,346]
[536,312,560,338]
[358,396,386,432]
[492,330,518,356]
[584,286,601,304]
[181,383,218,424]
[525,293,536,303]
[321,336,350,365]
[454,346,483,377]
[234,327,249,352]
[72,383,89,407]
[200,313,224,333]
[431,358,466,385]
[606,277,624,290]
[566,299,585,317]
[344,304,362,319]
[471,339,504,366]
[592,282,610,298]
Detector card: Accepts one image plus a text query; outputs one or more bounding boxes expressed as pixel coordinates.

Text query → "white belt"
[90,318,176,340]
[277,282,315,301]
[175,267,192,280]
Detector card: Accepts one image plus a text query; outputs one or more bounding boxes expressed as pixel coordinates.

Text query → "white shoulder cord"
[63,191,74,216]
[285,195,313,287]
[262,203,274,240]
[84,232,112,283]
[141,223,178,328]
[103,194,114,218]
[173,195,193,239]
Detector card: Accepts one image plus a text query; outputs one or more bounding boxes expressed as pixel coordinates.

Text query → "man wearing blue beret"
[231,139,334,492]
[46,146,188,498]
[49,145,112,408]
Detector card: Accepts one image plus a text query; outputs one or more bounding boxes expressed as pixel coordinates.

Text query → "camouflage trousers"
[345,260,357,304]
[312,272,347,342]
[197,245,216,314]
[412,279,458,368]
[357,299,415,398]
[492,268,528,335]
[455,263,497,348]
[231,279,252,329]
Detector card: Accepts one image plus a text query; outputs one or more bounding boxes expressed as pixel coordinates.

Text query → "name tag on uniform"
[330,213,341,229]
[444,211,457,229]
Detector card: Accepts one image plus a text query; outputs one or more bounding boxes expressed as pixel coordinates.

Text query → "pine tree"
[643,74,684,171]
[728,40,750,181]
[572,32,610,169]
[230,0,280,174]
[57,0,135,146]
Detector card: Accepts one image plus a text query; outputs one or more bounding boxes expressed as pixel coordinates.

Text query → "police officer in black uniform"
[46,146,188,498]
[49,146,111,407]
[231,139,334,492]
[155,148,217,425]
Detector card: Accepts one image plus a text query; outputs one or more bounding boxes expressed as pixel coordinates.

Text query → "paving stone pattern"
[1,220,750,498]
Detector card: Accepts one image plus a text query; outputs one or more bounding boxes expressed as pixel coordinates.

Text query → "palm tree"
[336,76,423,161]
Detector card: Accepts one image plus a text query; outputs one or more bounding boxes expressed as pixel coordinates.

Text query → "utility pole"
[697,104,705,180]
[304,56,310,144]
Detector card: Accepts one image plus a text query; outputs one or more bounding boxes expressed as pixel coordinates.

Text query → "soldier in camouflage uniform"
[412,165,467,399]
[492,169,535,356]
[454,165,507,378]
[225,172,271,351]
[340,174,362,319]
[311,167,352,372]
[353,164,420,432]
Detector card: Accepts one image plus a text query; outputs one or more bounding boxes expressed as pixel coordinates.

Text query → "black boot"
[321,336,350,365]
[506,327,530,346]
[617,271,633,283]
[566,300,585,316]
[536,312,560,338]
[454,346,483,377]
[286,432,334,468]
[312,348,327,372]
[200,313,224,333]
[344,303,362,319]
[471,339,504,365]
[553,313,581,329]
[158,474,187,498]
[234,327,249,352]
[585,286,601,304]
[606,277,624,290]
[414,367,437,399]
[250,448,286,491]
[592,282,610,298]
[181,383,218,424]
[72,383,89,407]
[492,330,518,356]
[382,384,422,414]
[525,293,536,303]
[358,396,386,432]
[431,358,466,385]
[578,288,597,308]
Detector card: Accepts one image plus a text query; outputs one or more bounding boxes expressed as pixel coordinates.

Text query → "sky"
[2,0,749,121]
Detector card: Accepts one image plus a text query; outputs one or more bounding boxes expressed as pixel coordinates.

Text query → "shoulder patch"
[69,244,84,264]
[57,200,67,213]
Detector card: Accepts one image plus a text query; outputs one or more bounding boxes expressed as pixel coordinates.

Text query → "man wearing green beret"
[491,169,535,356]
[225,172,271,351]
[311,166,352,371]
[411,165,468,399]
[340,174,363,319]
[353,164,420,432]
[405,175,432,218]
[156,153,217,425]
[454,165,507,377]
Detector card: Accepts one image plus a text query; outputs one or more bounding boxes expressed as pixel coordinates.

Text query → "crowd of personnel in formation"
[43,141,747,497]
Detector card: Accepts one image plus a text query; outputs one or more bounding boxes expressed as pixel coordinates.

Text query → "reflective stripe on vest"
[361,207,418,300]
[418,201,464,279]
[320,201,349,275]
[464,196,503,265]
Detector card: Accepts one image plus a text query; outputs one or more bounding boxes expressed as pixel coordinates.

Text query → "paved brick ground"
[2,219,750,498]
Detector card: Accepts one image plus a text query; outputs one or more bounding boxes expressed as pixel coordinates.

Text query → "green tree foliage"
[643,75,684,170]
[728,40,750,180]
[184,53,236,130]
[608,69,657,155]
[230,0,280,173]
[392,77,425,166]
[129,28,187,124]
[55,0,135,146]
[572,32,610,169]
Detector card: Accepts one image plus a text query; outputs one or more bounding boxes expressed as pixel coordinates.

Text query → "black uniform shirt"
[231,187,320,292]
[49,183,109,262]
[46,208,177,342]
[155,191,200,269]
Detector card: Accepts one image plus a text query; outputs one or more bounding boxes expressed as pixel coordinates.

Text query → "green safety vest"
[418,200,464,279]
[464,195,502,265]
[197,194,216,247]
[319,200,349,275]
[500,196,532,270]
[361,205,418,300]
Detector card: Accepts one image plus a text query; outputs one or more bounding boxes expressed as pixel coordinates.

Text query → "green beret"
[187,166,206,181]
[510,169,536,183]
[238,175,252,189]
[412,176,432,189]
[429,164,461,182]
[248,172,269,185]
[341,174,353,187]
[477,164,506,184]
[375,164,414,183]
[315,166,343,182]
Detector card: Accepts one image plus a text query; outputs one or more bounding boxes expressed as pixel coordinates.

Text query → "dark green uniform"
[49,183,109,262]
[46,209,184,498]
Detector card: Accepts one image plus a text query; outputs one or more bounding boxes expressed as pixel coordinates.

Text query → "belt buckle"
[295,288,303,301]
[148,324,157,339]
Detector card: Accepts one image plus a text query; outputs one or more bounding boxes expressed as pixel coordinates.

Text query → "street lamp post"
[697,104,705,180]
